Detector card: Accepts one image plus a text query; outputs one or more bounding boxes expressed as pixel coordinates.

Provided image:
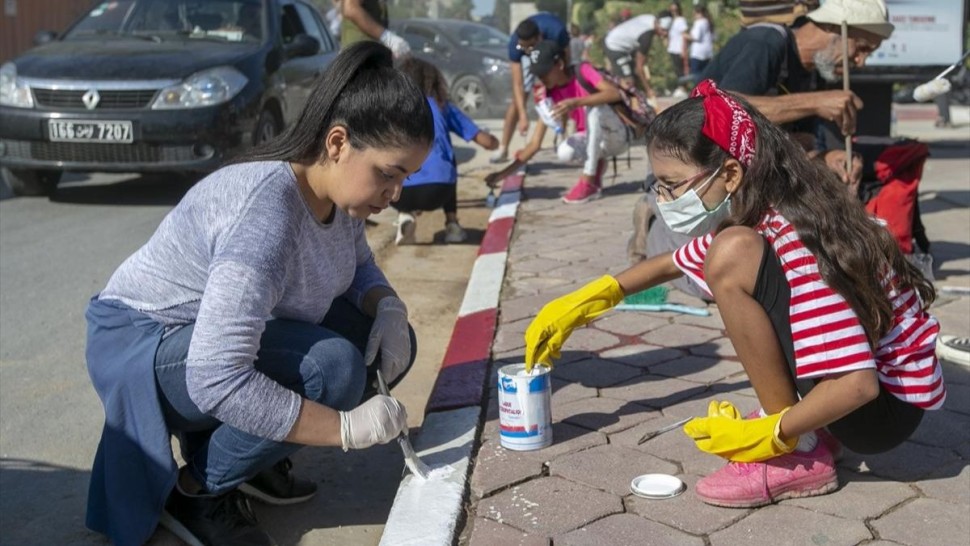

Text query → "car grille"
[2,140,197,164]
[31,89,159,110]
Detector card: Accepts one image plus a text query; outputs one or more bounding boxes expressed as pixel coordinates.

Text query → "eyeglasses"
[648,169,714,202]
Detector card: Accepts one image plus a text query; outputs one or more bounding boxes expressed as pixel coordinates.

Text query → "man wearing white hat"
[700,0,894,183]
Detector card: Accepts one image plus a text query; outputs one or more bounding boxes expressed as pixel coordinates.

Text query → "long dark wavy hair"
[646,95,935,346]
[232,41,434,165]
[397,56,449,109]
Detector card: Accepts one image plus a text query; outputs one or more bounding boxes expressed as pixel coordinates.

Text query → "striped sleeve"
[873,282,945,409]
[671,233,715,298]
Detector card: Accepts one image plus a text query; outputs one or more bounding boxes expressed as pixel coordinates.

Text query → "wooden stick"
[841,21,852,178]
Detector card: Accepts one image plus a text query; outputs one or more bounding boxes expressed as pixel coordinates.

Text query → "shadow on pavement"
[50,174,196,207]
[0,458,105,545]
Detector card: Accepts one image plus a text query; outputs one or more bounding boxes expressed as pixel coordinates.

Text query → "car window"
[456,24,507,48]
[280,4,306,44]
[64,0,266,43]
[294,1,333,52]
[400,26,438,52]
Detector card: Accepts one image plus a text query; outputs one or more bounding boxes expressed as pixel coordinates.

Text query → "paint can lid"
[630,474,686,499]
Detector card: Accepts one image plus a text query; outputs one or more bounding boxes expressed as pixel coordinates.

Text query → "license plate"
[48,120,133,143]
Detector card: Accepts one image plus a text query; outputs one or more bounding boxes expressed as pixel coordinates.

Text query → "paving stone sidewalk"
[459,133,970,545]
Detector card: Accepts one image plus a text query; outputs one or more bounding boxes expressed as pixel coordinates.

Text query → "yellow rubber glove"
[524,275,624,372]
[683,401,797,463]
[707,400,743,420]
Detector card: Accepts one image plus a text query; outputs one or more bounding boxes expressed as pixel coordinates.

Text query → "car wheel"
[254,108,282,146]
[451,75,487,117]
[1,167,61,197]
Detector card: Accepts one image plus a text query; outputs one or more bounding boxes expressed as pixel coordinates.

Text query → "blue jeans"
[154,297,417,494]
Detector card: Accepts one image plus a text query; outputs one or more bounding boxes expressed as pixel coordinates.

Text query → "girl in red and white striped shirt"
[523,80,943,508]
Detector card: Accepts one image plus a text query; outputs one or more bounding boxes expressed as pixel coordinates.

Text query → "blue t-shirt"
[405,97,481,187]
[507,11,570,62]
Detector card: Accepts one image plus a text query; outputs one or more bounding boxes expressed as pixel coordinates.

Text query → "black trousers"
[394,183,457,215]
[752,238,923,454]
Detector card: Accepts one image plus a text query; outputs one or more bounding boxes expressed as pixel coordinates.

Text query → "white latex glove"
[363,296,411,384]
[379,29,411,58]
[339,394,408,451]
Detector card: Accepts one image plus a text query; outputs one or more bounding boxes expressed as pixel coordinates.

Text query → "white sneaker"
[395,213,416,245]
[489,149,509,164]
[937,335,970,367]
[443,221,467,243]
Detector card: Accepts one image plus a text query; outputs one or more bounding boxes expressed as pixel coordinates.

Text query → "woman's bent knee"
[301,337,366,411]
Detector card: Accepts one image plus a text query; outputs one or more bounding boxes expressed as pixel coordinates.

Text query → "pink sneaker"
[562,178,601,204]
[694,443,838,508]
[816,427,843,462]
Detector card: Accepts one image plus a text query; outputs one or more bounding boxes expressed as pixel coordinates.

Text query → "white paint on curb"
[488,199,519,222]
[457,251,508,318]
[379,407,481,546]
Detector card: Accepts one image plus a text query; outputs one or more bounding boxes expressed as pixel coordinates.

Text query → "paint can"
[497,364,552,451]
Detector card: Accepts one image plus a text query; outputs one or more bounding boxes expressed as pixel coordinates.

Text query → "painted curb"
[379,172,524,546]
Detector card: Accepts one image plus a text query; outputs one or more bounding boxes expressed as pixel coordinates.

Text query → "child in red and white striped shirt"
[523,80,943,508]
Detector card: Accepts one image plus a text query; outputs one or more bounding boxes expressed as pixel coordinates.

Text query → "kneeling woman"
[85,42,433,546]
[525,80,944,508]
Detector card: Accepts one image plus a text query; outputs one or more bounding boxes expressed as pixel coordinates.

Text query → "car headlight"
[151,66,248,109]
[482,57,509,73]
[0,63,35,108]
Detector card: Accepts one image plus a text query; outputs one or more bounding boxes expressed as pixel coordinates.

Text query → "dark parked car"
[0,0,337,197]
[390,18,512,118]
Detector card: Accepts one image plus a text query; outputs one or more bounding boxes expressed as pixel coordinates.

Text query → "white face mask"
[656,166,731,236]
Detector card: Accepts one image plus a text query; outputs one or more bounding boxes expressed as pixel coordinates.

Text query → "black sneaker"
[160,487,275,546]
[238,457,317,505]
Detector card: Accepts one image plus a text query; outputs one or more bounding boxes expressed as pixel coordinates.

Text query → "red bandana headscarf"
[690,79,757,168]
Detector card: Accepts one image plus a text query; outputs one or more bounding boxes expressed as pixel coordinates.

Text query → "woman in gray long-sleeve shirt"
[84,42,434,546]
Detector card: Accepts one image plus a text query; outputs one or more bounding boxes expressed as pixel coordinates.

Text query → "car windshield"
[451,23,507,49]
[64,0,266,43]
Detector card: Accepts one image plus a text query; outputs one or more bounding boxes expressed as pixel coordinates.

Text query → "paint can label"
[497,364,552,450]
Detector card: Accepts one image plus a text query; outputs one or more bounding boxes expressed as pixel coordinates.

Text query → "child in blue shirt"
[395,57,499,244]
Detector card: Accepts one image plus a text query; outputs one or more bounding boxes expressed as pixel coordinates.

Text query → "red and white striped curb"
[380,172,524,546]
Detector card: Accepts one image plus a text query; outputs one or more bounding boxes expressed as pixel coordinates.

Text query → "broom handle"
[842,21,852,178]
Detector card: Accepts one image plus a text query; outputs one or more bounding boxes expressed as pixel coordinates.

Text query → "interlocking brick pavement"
[457,129,970,545]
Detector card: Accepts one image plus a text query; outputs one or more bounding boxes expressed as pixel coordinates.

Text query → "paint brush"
[376,369,431,480]
[637,417,692,445]
[841,20,852,178]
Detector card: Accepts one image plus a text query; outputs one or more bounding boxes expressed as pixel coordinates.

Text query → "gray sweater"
[100,161,389,441]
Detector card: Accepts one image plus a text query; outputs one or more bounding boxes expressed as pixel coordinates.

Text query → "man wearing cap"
[701,0,894,182]
[490,12,570,164]
[486,41,630,205]
[603,10,673,99]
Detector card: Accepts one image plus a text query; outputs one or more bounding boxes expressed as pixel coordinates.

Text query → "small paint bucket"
[497,364,552,451]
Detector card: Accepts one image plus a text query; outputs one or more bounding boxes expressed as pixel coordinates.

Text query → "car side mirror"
[284,34,320,59]
[33,30,57,45]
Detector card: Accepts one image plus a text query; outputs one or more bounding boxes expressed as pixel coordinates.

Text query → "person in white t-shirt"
[602,10,672,99]
[684,4,714,78]
[666,2,690,91]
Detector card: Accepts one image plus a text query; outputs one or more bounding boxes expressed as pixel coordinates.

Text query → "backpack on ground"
[575,64,656,139]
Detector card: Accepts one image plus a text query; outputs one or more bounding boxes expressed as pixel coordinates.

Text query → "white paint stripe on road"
[379,406,480,546]
[488,198,519,223]
[457,251,508,318]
